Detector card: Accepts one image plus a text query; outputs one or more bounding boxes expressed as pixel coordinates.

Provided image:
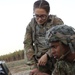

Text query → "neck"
[66,53,75,61]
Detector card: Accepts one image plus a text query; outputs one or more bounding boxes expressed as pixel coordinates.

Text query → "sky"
[0,0,75,56]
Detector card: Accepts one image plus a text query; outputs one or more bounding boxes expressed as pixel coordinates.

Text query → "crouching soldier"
[46,25,75,75]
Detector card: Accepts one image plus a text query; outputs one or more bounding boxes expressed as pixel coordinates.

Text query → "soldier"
[23,0,64,75]
[46,25,75,75]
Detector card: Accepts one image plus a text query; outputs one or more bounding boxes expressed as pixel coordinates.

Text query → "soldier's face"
[33,8,48,24]
[50,42,68,59]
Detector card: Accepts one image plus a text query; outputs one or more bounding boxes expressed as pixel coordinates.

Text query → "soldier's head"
[46,25,75,59]
[33,0,50,24]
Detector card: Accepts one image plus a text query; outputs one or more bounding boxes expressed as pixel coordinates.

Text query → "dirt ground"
[12,70,31,75]
[6,59,31,75]
[10,65,31,75]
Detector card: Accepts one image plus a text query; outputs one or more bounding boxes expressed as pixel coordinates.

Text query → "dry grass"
[6,59,31,75]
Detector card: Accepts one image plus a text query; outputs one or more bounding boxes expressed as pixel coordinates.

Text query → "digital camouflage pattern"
[24,15,64,73]
[52,60,75,75]
[46,25,75,75]
[46,25,75,54]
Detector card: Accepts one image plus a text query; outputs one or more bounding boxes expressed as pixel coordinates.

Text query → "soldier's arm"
[46,49,53,58]
[23,22,35,66]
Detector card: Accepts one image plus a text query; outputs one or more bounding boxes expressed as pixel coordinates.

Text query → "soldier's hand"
[37,54,47,66]
[29,69,49,75]
[29,68,39,75]
[36,72,49,75]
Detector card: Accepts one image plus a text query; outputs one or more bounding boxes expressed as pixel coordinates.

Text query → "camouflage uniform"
[52,60,75,75]
[46,25,75,75]
[23,15,64,74]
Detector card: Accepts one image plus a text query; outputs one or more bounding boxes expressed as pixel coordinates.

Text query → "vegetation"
[6,59,30,74]
[0,50,24,62]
